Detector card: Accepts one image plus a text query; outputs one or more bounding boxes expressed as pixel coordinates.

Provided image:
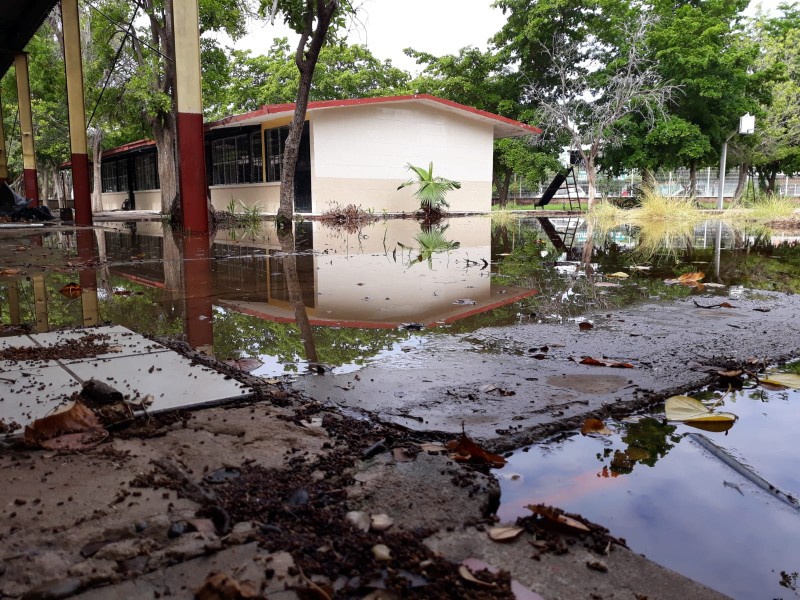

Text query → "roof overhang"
[206,94,541,139]
[0,0,58,78]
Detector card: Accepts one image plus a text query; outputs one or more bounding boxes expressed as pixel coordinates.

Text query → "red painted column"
[76,229,100,326]
[182,234,214,352]
[173,0,208,233]
[15,53,39,204]
[0,89,8,184]
[61,0,92,225]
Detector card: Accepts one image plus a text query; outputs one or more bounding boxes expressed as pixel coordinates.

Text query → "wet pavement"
[3,213,800,598]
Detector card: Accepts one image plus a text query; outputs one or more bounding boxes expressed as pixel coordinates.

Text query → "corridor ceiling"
[0,0,59,78]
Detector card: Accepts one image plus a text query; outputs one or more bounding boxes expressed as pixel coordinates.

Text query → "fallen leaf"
[581,418,613,435]
[446,431,506,468]
[594,282,622,287]
[59,282,82,299]
[526,504,591,532]
[664,395,737,424]
[579,322,594,331]
[684,420,736,433]
[678,271,705,283]
[419,443,447,453]
[24,401,108,450]
[759,373,800,390]
[0,267,23,276]
[607,272,629,278]
[458,565,496,588]
[716,369,743,378]
[488,526,524,542]
[579,356,634,369]
[222,358,264,372]
[195,571,259,600]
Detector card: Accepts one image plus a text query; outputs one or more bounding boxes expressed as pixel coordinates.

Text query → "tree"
[266,0,353,229]
[407,46,559,207]
[531,15,673,207]
[220,38,410,115]
[750,4,800,192]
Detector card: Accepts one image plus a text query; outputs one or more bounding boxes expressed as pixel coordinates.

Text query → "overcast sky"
[234,0,785,75]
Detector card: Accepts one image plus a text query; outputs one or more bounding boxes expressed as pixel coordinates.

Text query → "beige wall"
[100,190,160,212]
[309,104,494,213]
[210,183,278,214]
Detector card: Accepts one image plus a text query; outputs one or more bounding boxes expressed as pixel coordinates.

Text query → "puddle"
[497,373,800,599]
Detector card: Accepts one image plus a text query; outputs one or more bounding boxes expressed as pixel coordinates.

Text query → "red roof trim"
[206,94,541,134]
[102,139,156,159]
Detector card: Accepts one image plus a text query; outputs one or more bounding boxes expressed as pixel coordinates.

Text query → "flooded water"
[2,214,800,598]
[497,376,800,600]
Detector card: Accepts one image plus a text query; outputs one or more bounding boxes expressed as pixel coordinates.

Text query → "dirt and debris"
[0,333,120,362]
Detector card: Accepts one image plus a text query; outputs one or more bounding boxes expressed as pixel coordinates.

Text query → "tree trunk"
[733,163,748,201]
[493,169,513,208]
[41,165,51,206]
[91,128,103,213]
[277,0,339,229]
[767,169,778,195]
[585,158,597,209]
[688,160,697,196]
[152,112,179,216]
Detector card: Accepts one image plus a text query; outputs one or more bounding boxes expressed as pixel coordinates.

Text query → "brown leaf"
[579,322,594,331]
[488,526,524,542]
[716,369,743,378]
[0,267,23,276]
[222,358,264,372]
[195,571,259,600]
[526,504,591,532]
[579,356,634,369]
[59,282,82,299]
[458,565,496,588]
[446,432,506,468]
[24,401,108,450]
[580,418,613,435]
[677,271,704,283]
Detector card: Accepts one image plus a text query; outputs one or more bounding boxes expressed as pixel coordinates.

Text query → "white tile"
[28,326,169,363]
[0,366,82,432]
[67,352,251,412]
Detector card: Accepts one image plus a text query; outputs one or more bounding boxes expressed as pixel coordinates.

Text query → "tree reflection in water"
[278,228,319,367]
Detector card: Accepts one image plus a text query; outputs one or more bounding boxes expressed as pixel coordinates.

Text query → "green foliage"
[407,225,461,268]
[397,162,461,214]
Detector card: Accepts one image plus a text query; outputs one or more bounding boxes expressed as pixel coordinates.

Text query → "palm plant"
[397,162,461,218]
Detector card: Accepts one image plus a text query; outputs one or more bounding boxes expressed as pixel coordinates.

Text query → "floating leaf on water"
[488,526,524,542]
[446,432,506,468]
[684,420,736,433]
[717,369,743,378]
[630,265,651,271]
[458,565,496,588]
[581,418,613,435]
[704,282,726,288]
[579,322,594,331]
[623,447,651,461]
[0,267,23,276]
[607,272,629,278]
[594,282,622,287]
[526,504,591,532]
[480,384,497,393]
[664,395,737,423]
[196,572,259,600]
[222,358,264,372]
[345,511,370,532]
[759,373,800,390]
[59,282,82,299]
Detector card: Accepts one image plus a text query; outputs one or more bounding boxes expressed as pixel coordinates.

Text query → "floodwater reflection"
[3,216,800,375]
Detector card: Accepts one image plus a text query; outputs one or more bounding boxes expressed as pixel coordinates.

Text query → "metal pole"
[717,140,728,210]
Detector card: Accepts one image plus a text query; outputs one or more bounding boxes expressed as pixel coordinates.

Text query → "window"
[116,160,128,192]
[210,130,263,185]
[265,126,289,182]
[134,154,159,190]
[101,161,117,192]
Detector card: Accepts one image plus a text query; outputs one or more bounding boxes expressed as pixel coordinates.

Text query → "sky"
[235,0,785,75]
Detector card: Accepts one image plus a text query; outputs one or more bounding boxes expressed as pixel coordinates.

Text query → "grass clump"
[744,194,798,222]
[319,203,377,233]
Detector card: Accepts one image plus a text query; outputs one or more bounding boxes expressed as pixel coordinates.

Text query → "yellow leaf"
[759,373,800,390]
[607,272,629,278]
[664,395,737,423]
[677,271,705,282]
